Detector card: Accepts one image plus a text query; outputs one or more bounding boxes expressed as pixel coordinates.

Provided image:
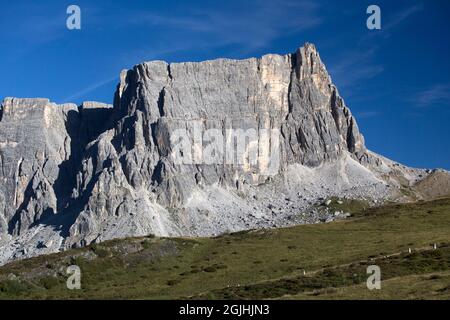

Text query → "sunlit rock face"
[0,98,79,237]
[110,43,365,207]
[0,43,426,265]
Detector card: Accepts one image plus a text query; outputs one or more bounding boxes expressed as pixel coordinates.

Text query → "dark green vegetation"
[1,197,450,299]
[195,246,450,299]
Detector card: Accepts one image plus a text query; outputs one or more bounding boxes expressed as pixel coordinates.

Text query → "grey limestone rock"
[0,98,78,237]
[0,43,434,264]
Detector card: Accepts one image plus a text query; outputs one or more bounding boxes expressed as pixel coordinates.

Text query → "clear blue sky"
[1,0,449,170]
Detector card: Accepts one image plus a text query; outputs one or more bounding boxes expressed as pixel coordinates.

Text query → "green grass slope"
[1,197,450,299]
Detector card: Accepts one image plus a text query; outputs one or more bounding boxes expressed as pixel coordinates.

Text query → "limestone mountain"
[0,43,446,265]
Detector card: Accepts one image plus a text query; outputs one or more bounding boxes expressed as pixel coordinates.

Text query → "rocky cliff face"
[109,44,366,206]
[0,98,79,238]
[0,44,429,264]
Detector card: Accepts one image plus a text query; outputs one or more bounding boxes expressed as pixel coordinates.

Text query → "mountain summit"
[0,44,445,265]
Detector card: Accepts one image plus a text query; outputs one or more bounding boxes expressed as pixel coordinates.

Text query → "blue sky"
[1,0,449,170]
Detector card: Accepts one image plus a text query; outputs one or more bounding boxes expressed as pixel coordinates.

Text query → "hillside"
[1,197,449,299]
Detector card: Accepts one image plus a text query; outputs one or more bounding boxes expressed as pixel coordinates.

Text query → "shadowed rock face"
[0,44,430,264]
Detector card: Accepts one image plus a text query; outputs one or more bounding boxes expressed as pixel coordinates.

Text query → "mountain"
[0,43,447,265]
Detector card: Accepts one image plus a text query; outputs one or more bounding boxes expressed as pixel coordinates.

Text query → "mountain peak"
[0,45,434,265]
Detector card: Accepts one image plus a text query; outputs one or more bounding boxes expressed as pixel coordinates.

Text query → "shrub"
[39,276,60,290]
[203,266,217,273]
[0,280,29,294]
[167,279,181,286]
[90,244,110,258]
